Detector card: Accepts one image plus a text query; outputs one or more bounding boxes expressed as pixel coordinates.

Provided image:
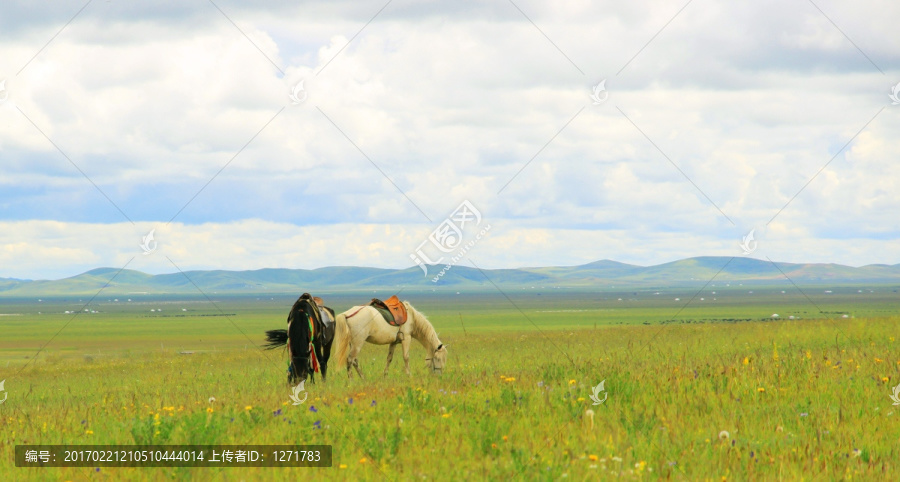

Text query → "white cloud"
[0,1,898,278]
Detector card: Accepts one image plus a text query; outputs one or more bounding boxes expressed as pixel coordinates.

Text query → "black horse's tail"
[263,329,288,349]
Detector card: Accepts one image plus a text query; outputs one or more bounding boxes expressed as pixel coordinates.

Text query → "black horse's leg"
[288,361,297,385]
[316,340,331,381]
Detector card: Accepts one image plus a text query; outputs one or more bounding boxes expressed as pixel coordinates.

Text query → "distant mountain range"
[1,257,899,297]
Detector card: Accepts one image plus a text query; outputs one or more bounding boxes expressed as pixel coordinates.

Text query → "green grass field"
[1,287,899,480]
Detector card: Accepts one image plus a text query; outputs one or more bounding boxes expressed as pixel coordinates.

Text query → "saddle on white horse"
[347,295,408,326]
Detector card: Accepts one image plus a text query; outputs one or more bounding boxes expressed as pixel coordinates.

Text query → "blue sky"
[1,0,898,279]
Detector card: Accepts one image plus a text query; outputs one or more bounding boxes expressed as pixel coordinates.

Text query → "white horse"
[333,301,448,377]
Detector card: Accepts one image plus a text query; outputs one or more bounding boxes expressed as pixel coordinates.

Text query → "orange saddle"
[370,295,408,326]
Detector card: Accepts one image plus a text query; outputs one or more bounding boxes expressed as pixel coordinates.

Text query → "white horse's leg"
[353,357,363,378]
[384,332,404,376]
[402,335,412,376]
[347,342,363,379]
[384,343,397,376]
[348,319,371,379]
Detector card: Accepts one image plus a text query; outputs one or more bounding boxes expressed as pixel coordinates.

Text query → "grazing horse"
[333,301,447,378]
[264,293,335,383]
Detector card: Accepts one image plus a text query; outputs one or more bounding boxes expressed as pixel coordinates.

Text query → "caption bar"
[15,445,332,467]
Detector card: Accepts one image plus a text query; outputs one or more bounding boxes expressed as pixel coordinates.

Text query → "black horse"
[264,293,335,384]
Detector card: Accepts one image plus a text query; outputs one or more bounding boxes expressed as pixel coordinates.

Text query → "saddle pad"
[373,306,394,325]
[319,307,333,324]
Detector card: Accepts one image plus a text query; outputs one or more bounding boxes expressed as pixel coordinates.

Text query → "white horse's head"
[429,344,448,374]
[408,302,448,374]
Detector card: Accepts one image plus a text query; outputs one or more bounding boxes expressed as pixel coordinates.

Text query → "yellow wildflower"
[588,455,598,461]
[245,406,253,411]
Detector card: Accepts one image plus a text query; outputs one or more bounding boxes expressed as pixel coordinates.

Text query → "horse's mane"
[406,303,441,350]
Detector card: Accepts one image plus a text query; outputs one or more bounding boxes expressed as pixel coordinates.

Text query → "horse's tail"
[333,313,351,370]
[263,329,288,349]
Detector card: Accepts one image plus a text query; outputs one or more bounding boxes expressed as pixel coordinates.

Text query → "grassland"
[1,287,899,480]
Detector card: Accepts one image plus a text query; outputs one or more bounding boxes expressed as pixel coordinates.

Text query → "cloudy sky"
[0,0,898,280]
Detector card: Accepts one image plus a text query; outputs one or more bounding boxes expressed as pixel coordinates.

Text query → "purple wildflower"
[370,400,376,407]
[309,405,318,412]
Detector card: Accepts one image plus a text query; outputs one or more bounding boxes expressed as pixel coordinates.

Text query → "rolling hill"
[1,257,899,297]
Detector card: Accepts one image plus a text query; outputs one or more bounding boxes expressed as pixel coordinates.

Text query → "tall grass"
[1,314,898,480]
